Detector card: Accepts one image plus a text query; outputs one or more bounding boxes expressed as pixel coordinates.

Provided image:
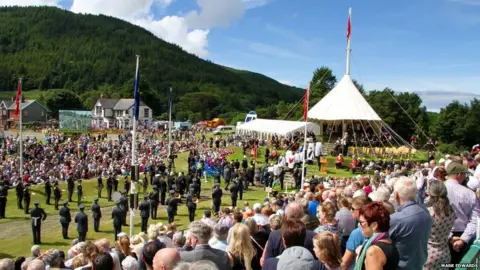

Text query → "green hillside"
[0,6,303,121]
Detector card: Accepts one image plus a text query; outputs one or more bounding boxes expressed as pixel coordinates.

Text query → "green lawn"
[0,144,428,258]
[0,150,268,259]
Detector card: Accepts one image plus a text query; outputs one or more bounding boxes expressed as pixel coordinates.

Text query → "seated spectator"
[227,223,255,270]
[122,256,139,270]
[356,202,399,269]
[153,248,181,270]
[92,254,114,270]
[0,259,14,270]
[209,224,229,251]
[263,219,307,270]
[142,241,164,270]
[313,232,341,270]
[180,221,232,270]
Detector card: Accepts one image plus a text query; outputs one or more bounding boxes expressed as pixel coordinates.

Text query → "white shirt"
[253,213,269,226]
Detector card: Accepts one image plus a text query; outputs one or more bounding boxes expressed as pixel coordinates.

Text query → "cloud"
[185,0,244,29]
[416,90,480,111]
[248,42,309,60]
[242,0,272,9]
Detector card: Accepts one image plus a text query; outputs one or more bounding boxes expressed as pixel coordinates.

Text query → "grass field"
[0,142,428,258]
[0,150,269,259]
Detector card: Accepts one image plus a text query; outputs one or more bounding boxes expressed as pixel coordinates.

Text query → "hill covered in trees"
[0,6,303,120]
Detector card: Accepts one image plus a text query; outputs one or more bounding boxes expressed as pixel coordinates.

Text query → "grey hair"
[393,177,417,201]
[147,224,159,240]
[42,249,62,267]
[189,221,213,244]
[0,259,14,270]
[190,260,219,270]
[31,245,41,257]
[268,214,283,231]
[27,259,45,270]
[427,180,453,217]
[375,186,391,202]
[174,262,192,270]
[244,217,257,234]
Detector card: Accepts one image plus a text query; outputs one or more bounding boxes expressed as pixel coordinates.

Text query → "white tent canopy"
[236,118,320,137]
[308,74,381,121]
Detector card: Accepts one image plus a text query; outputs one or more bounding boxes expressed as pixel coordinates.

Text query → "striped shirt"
[444,179,480,242]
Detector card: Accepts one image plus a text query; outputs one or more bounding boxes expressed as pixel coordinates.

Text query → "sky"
[1,0,479,111]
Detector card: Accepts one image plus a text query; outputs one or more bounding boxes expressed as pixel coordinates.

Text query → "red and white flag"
[347,8,352,42]
[303,86,309,121]
[14,79,22,116]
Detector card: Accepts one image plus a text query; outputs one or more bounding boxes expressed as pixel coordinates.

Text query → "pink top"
[363,186,373,196]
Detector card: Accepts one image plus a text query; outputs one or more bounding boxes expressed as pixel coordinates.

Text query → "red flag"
[347,12,351,41]
[303,86,309,121]
[253,144,257,161]
[14,80,22,116]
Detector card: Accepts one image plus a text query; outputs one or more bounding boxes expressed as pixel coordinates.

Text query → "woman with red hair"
[355,202,399,270]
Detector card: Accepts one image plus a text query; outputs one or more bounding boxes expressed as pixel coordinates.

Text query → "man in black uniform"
[91,197,101,232]
[212,183,222,216]
[59,200,71,239]
[152,175,160,188]
[15,180,23,210]
[149,185,159,220]
[186,188,196,222]
[119,190,128,226]
[44,179,52,205]
[53,182,62,210]
[106,175,113,201]
[138,194,150,233]
[229,180,239,209]
[67,175,74,202]
[167,172,174,192]
[159,176,167,205]
[111,199,124,241]
[176,173,185,196]
[142,175,148,194]
[30,200,47,244]
[124,176,130,193]
[166,190,178,224]
[0,185,7,218]
[76,181,83,206]
[97,176,103,198]
[190,179,200,199]
[23,185,31,214]
[75,204,88,242]
[113,175,119,192]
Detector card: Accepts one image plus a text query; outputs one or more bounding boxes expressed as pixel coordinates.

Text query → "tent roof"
[308,74,381,121]
[236,118,320,136]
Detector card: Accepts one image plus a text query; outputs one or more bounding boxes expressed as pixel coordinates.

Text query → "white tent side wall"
[236,119,320,137]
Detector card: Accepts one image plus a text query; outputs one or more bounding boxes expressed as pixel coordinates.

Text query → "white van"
[213,125,236,135]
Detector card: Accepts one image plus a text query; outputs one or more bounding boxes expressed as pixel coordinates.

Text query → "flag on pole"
[14,79,22,116]
[303,86,309,121]
[133,62,140,121]
[347,8,352,41]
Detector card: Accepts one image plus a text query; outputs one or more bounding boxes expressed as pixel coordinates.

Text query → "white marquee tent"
[308,74,381,121]
[236,119,320,137]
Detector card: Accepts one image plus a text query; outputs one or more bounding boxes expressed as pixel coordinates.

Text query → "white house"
[92,99,152,129]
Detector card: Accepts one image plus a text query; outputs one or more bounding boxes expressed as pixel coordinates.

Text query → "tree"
[367,88,428,140]
[39,89,83,117]
[309,66,337,105]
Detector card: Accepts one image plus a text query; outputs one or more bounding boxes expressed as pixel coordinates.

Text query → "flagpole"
[19,78,23,181]
[301,83,310,190]
[130,55,140,238]
[168,87,172,157]
[346,7,352,75]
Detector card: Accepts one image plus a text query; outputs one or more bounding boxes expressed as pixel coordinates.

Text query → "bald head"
[153,248,180,270]
[285,202,304,220]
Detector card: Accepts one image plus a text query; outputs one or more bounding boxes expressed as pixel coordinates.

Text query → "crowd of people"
[0,127,479,270]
